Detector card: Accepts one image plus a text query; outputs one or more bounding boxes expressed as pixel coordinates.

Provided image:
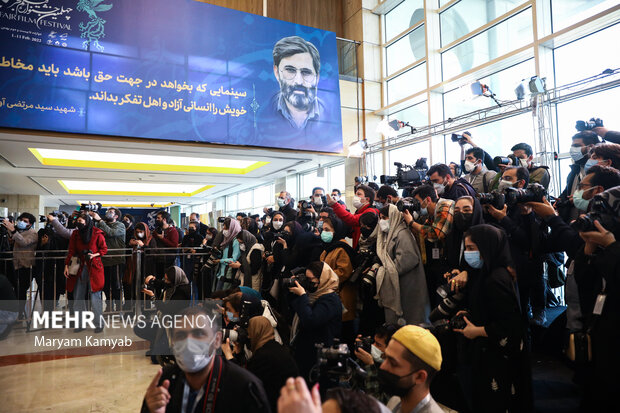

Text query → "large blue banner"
[0,0,343,153]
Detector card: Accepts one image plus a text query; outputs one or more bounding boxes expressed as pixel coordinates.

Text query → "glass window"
[440,0,527,46]
[301,170,328,201]
[553,23,620,88]
[551,0,616,32]
[329,164,346,196]
[555,87,620,154]
[388,100,428,129]
[443,59,534,119]
[441,8,532,80]
[386,25,426,76]
[285,174,297,202]
[254,184,273,208]
[226,194,237,214]
[238,190,253,210]
[387,63,427,104]
[385,0,425,41]
[388,140,431,175]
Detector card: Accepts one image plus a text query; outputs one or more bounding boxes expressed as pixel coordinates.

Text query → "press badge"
[593,294,606,315]
[432,248,440,260]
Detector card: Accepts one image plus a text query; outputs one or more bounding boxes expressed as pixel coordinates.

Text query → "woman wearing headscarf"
[64,213,107,332]
[376,204,430,325]
[241,316,299,412]
[214,217,242,291]
[288,261,342,381]
[126,222,157,298]
[454,224,532,413]
[319,217,356,345]
[277,221,322,276]
[230,229,264,291]
[446,196,485,269]
[34,227,64,312]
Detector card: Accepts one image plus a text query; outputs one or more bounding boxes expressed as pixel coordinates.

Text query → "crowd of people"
[1,119,619,412]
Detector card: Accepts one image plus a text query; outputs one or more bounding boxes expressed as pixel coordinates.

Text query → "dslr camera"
[79,202,102,212]
[504,183,547,207]
[493,154,518,167]
[477,191,506,210]
[575,118,603,132]
[396,197,421,215]
[203,246,223,269]
[451,131,471,145]
[570,193,618,234]
[355,336,373,353]
[432,311,471,336]
[282,267,313,290]
[222,326,249,346]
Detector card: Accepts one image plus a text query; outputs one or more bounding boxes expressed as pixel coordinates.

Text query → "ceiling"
[0,128,346,207]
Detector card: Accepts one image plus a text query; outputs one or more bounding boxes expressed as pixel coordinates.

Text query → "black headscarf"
[321,216,355,262]
[447,196,485,268]
[78,213,94,244]
[464,224,514,276]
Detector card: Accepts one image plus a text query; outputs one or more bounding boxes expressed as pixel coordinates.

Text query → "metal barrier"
[0,246,218,332]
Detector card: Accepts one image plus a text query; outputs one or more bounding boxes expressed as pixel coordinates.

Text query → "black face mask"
[76,223,86,230]
[188,228,196,234]
[306,281,319,294]
[454,212,473,231]
[360,226,374,238]
[123,221,131,228]
[377,368,416,397]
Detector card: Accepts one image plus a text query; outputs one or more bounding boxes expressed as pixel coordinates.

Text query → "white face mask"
[464,160,476,173]
[172,336,216,373]
[272,220,283,230]
[257,221,264,229]
[313,196,323,205]
[498,179,515,193]
[433,182,445,196]
[277,198,286,208]
[265,216,271,225]
[352,196,363,209]
[379,219,390,232]
[519,157,529,168]
[332,195,340,202]
[136,232,145,239]
[239,244,246,252]
[206,234,213,240]
[370,344,384,363]
[570,146,585,162]
[222,229,229,237]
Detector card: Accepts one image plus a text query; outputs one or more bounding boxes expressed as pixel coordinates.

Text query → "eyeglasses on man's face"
[280,65,316,83]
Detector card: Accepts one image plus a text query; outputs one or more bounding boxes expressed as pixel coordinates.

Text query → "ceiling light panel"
[60,180,213,196]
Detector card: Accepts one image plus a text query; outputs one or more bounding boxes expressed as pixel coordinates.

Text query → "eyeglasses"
[576,182,593,190]
[279,66,316,83]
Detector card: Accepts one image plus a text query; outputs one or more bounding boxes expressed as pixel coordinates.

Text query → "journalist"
[445,196,485,269]
[214,217,242,291]
[235,229,264,291]
[375,185,400,208]
[277,191,298,223]
[327,184,379,249]
[189,212,209,238]
[154,211,179,278]
[427,163,476,201]
[588,142,620,170]
[127,222,157,300]
[462,147,497,194]
[33,227,65,312]
[3,212,37,316]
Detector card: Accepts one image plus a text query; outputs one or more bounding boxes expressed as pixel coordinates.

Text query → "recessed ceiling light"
[29,148,269,174]
[60,180,213,197]
[76,200,175,208]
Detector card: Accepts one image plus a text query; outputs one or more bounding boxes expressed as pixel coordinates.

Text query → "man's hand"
[89,212,101,221]
[579,220,616,249]
[325,194,336,207]
[145,368,170,413]
[402,209,413,225]
[136,240,145,248]
[278,377,321,413]
[353,338,374,366]
[228,261,241,269]
[145,275,155,284]
[485,204,508,221]
[155,231,164,239]
[289,280,306,296]
[47,214,56,222]
[462,132,476,147]
[266,255,275,265]
[2,220,15,232]
[526,196,557,218]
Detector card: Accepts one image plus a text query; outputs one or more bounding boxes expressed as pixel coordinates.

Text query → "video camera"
[570,193,619,234]
[380,158,429,189]
[79,202,102,212]
[575,118,603,132]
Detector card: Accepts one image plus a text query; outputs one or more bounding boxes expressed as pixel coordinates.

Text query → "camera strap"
[198,355,223,413]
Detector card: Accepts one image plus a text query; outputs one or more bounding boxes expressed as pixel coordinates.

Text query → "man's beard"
[280,81,317,112]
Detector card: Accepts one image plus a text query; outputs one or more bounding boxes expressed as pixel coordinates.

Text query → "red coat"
[64,227,108,293]
[332,202,379,249]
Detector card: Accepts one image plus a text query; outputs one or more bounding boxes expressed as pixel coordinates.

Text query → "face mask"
[277,198,286,208]
[454,212,473,231]
[584,158,598,173]
[188,228,196,234]
[332,195,340,202]
[105,211,115,220]
[257,221,264,229]
[313,196,323,206]
[519,157,529,168]
[352,196,363,209]
[222,229,229,237]
[433,182,445,196]
[464,160,476,173]
[320,231,334,243]
[464,250,484,269]
[226,311,240,323]
[570,146,585,162]
[136,232,145,239]
[239,244,246,252]
[370,344,384,363]
[76,222,86,230]
[123,220,131,228]
[379,219,390,233]
[306,280,319,294]
[378,368,416,397]
[420,200,429,217]
[272,220,283,230]
[374,201,384,209]
[16,220,28,230]
[498,179,515,193]
[172,336,216,373]
[265,216,271,225]
[360,226,373,238]
[572,188,592,211]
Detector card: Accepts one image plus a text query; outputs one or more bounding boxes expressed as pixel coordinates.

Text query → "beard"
[280,80,317,112]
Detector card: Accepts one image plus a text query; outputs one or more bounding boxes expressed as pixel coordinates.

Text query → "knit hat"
[392,325,442,371]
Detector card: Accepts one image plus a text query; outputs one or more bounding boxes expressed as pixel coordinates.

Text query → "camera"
[217,216,227,224]
[282,267,313,290]
[395,197,421,215]
[429,284,466,324]
[222,326,249,346]
[493,154,518,167]
[299,200,312,210]
[432,311,471,335]
[312,339,368,385]
[203,247,223,269]
[570,194,619,234]
[575,118,602,132]
[360,262,381,291]
[79,202,102,212]
[380,159,429,190]
[552,196,572,209]
[350,248,379,284]
[477,191,506,210]
[355,336,373,353]
[451,132,470,145]
[504,183,547,207]
[355,176,377,185]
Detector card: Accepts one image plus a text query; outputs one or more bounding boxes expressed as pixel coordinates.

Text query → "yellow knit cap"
[392,325,442,371]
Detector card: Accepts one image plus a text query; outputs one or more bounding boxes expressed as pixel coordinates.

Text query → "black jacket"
[247,340,299,413]
[279,203,298,224]
[444,178,477,201]
[140,356,271,413]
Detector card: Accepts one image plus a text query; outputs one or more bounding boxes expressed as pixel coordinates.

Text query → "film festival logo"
[0,0,73,30]
[76,0,113,52]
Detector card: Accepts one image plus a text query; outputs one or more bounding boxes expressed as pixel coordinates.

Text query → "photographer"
[180,220,204,287]
[288,261,342,381]
[122,213,135,246]
[462,147,497,194]
[330,188,348,209]
[235,229,264,291]
[126,223,157,300]
[571,186,620,411]
[319,217,356,345]
[353,323,398,405]
[587,142,620,170]
[2,212,37,316]
[224,315,298,413]
[46,211,77,241]
[153,211,179,279]
[454,224,531,413]
[64,213,107,333]
[278,221,322,277]
[356,211,384,336]
[189,212,208,238]
[214,218,242,291]
[33,227,65,312]
[277,191,298,223]
[496,143,550,190]
[375,185,400,209]
[327,184,379,249]
[427,163,476,201]
[377,204,430,325]
[377,325,444,413]
[90,207,126,312]
[457,131,499,173]
[445,196,485,270]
